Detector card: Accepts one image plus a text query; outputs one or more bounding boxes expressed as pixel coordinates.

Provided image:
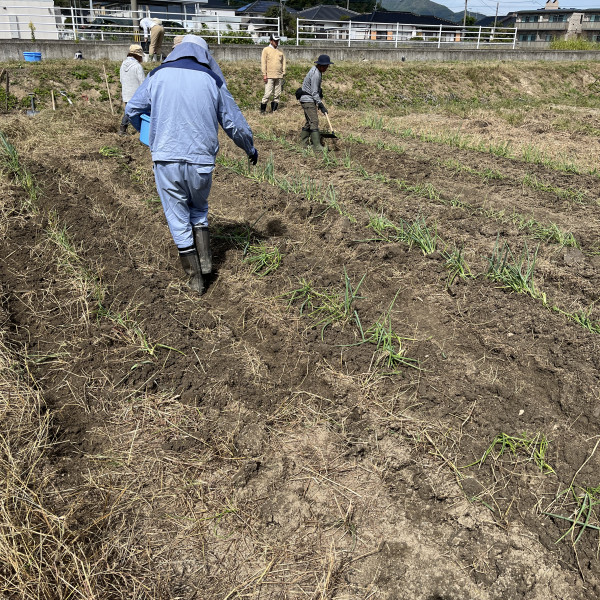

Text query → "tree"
[264,5,296,37]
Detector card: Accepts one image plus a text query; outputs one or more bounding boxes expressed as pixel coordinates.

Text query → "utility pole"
[493,1,499,28]
[462,0,467,27]
[131,0,139,38]
[279,0,288,36]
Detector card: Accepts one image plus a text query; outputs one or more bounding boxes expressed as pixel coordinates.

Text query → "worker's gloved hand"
[248,148,258,165]
[318,102,328,114]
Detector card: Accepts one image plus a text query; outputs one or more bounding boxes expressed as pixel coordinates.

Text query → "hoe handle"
[325,112,334,134]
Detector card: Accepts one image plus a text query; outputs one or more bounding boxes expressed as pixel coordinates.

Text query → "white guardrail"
[0,6,517,49]
[296,18,517,49]
[0,6,280,44]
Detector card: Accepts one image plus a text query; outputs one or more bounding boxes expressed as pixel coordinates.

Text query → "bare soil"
[2,59,600,599]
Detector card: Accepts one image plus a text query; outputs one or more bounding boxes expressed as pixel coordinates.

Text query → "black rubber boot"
[193,224,212,275]
[118,123,128,136]
[260,103,267,114]
[271,101,278,112]
[310,130,325,152]
[178,247,205,294]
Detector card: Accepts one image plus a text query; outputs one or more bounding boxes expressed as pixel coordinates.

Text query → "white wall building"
[183,1,241,33]
[0,0,59,40]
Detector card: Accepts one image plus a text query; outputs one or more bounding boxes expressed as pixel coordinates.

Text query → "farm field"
[2,58,600,599]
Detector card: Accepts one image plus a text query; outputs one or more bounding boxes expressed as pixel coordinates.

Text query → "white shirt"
[140,17,157,37]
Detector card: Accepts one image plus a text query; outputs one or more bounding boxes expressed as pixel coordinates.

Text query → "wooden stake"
[102,64,114,115]
[5,72,8,113]
[51,89,56,111]
[0,69,5,113]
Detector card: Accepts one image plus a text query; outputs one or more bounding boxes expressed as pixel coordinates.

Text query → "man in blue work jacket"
[126,36,258,295]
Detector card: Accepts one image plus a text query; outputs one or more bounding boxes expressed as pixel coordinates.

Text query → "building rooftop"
[475,14,516,27]
[351,11,456,26]
[515,7,600,13]
[296,5,359,20]
[237,0,297,14]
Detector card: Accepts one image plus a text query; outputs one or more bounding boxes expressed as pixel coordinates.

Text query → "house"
[86,1,240,32]
[236,1,282,18]
[236,1,295,40]
[180,0,241,33]
[296,9,471,44]
[295,4,358,40]
[0,0,60,40]
[515,2,600,43]
[296,4,358,22]
[348,11,458,43]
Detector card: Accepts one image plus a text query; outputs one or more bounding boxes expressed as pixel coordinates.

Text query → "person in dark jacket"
[125,37,258,295]
[298,54,333,152]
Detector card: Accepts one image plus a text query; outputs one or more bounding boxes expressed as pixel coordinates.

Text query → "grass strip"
[463,432,554,474]
[283,268,365,339]
[0,130,39,211]
[255,128,580,249]
[360,116,598,178]
[486,237,546,303]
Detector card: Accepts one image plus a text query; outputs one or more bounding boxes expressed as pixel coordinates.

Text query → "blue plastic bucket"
[139,114,150,146]
[23,52,42,62]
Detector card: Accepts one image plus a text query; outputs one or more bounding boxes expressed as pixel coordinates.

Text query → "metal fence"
[296,18,517,49]
[0,6,280,45]
[0,6,518,49]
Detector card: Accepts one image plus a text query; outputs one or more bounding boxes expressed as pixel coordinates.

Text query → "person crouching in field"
[125,36,258,295]
[260,35,285,114]
[298,54,333,152]
[119,44,145,136]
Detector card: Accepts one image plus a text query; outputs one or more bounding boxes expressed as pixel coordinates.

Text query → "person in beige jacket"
[260,35,286,113]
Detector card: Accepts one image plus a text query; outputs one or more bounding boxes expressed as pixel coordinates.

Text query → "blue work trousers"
[153,161,213,249]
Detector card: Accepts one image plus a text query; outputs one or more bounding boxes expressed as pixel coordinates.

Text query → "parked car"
[162,20,185,31]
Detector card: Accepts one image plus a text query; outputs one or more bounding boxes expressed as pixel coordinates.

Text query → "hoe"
[320,112,338,139]
[26,94,39,117]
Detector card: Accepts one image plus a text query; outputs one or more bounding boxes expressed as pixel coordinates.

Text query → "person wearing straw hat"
[140,17,164,61]
[260,34,285,114]
[125,36,258,295]
[298,54,333,152]
[171,34,185,51]
[119,44,145,135]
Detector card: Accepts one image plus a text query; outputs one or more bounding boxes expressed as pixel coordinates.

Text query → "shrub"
[550,38,600,51]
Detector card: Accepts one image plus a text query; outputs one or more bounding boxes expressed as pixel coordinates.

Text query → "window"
[522,15,539,23]
[549,14,566,22]
[519,33,536,41]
